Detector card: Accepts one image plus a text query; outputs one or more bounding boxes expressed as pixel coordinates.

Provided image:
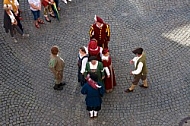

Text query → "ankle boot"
[54,84,63,90]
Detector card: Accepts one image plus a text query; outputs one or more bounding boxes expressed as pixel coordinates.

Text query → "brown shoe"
[124,89,133,93]
[139,85,148,88]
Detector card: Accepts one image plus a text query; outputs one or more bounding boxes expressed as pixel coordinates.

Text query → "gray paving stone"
[0,0,190,126]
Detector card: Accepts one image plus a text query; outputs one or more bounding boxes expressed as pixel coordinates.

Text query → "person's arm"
[89,25,94,39]
[49,58,57,75]
[83,62,89,79]
[132,62,143,75]
[81,85,87,94]
[106,24,110,41]
[80,57,88,74]
[99,62,105,79]
[104,67,110,77]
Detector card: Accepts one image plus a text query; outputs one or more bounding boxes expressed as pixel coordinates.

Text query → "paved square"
[0,0,190,125]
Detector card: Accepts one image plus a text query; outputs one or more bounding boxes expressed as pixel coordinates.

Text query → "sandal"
[45,17,51,22]
[38,19,44,24]
[35,23,40,28]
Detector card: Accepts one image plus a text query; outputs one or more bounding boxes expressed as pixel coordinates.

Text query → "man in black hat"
[124,47,148,93]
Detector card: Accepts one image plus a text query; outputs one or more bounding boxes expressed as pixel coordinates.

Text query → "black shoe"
[54,84,63,90]
[139,85,148,88]
[60,82,66,86]
[124,89,134,93]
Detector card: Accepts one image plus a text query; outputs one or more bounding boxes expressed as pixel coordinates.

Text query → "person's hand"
[107,75,110,78]
[130,60,134,64]
[49,2,53,5]
[130,71,133,75]
[102,76,105,80]
[12,20,17,25]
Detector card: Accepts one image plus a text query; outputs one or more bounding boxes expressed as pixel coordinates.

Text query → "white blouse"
[8,11,16,23]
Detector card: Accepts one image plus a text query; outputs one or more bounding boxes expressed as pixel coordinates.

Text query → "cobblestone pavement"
[0,0,190,126]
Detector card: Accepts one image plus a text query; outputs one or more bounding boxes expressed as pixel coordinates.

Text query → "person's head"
[94,15,104,27]
[88,39,100,56]
[89,56,97,65]
[3,4,11,11]
[132,47,143,56]
[89,73,98,82]
[102,48,109,56]
[51,46,59,55]
[79,46,86,54]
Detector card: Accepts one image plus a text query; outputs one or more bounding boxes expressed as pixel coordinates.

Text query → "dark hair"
[79,47,86,53]
[90,73,98,82]
[88,56,97,61]
[132,48,143,55]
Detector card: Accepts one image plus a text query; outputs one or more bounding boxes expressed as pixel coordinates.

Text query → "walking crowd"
[3,0,148,119]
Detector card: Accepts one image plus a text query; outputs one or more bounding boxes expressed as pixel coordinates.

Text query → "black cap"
[132,48,143,55]
[88,56,97,61]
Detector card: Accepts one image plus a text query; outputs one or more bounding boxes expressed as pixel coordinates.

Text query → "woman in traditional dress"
[84,56,105,85]
[101,48,116,93]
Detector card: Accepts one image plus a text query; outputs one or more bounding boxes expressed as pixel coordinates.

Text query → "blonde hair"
[3,4,12,10]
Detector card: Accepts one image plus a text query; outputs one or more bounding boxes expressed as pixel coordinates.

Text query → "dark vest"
[135,52,147,75]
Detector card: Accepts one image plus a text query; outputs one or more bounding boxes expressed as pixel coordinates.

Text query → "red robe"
[102,56,116,90]
[89,23,110,48]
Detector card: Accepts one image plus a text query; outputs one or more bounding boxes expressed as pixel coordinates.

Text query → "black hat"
[132,48,143,55]
[88,56,97,61]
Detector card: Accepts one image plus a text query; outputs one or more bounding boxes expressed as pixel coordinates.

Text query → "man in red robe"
[89,15,110,48]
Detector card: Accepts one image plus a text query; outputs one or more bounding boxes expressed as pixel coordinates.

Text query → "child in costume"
[81,73,105,118]
[101,48,116,93]
[49,46,65,90]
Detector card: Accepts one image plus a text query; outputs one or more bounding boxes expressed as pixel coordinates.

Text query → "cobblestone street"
[0,0,190,126]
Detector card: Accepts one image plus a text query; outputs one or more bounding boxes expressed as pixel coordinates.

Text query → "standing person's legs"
[31,10,40,28]
[37,10,44,25]
[15,15,23,32]
[139,75,148,88]
[10,27,18,42]
[13,25,29,38]
[13,25,23,35]
[93,106,101,117]
[54,71,63,90]
[124,75,140,93]
[44,6,51,22]
[80,73,85,86]
[87,106,93,118]
[58,70,66,86]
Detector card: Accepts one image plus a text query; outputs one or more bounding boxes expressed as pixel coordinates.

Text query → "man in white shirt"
[125,48,148,93]
[78,46,88,86]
